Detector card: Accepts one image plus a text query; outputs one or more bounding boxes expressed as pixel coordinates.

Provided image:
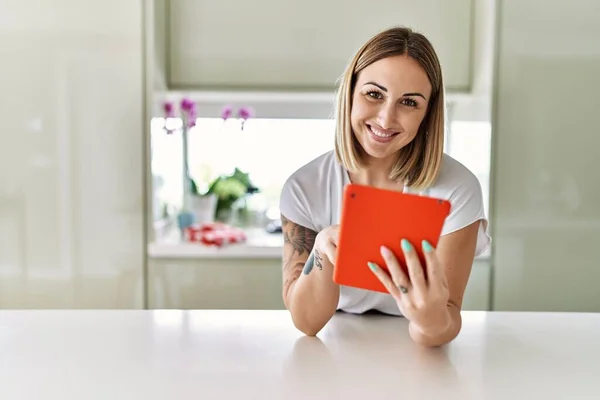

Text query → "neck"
[349,153,403,190]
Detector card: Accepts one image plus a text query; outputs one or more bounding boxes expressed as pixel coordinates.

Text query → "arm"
[408,220,481,347]
[281,215,339,336]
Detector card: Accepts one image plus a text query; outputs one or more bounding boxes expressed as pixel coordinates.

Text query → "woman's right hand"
[314,225,340,267]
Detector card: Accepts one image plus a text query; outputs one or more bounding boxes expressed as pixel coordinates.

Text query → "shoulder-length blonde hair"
[334,26,446,190]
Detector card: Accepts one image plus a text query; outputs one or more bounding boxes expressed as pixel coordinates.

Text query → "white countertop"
[1,310,599,399]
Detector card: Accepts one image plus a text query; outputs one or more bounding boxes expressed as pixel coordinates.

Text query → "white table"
[1,310,599,399]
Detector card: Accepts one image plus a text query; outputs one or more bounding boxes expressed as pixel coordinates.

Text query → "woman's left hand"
[368,239,451,336]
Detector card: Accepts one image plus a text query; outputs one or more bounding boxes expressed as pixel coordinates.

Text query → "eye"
[401,98,418,107]
[366,90,383,100]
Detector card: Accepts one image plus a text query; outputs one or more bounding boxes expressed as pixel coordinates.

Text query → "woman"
[279,26,491,347]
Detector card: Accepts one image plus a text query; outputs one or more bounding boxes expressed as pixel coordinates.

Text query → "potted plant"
[203,168,259,223]
[160,98,257,230]
[162,97,215,229]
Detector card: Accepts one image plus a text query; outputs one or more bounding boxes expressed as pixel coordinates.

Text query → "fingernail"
[422,240,434,253]
[367,262,378,271]
[401,239,412,252]
[380,246,391,257]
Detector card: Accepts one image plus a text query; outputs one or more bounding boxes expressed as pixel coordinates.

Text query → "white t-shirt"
[279,150,491,316]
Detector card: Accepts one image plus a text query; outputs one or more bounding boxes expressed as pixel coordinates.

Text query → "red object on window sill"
[184,223,247,247]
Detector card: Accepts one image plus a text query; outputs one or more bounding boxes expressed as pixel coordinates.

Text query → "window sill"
[148,225,492,262]
[148,227,284,259]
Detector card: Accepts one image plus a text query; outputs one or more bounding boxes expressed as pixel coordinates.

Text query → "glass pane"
[150,117,336,222]
[150,117,492,232]
[188,118,336,219]
[448,120,492,222]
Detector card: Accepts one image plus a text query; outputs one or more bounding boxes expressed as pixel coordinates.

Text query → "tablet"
[333,183,451,293]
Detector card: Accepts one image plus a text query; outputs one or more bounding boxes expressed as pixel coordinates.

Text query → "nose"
[377,102,399,131]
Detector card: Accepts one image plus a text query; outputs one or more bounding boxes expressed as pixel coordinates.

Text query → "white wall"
[150,0,168,91]
[167,0,475,91]
[491,0,600,311]
[449,0,497,122]
[0,0,146,308]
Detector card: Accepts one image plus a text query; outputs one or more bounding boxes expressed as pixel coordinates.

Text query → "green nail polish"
[401,239,412,252]
[422,240,433,252]
[367,262,378,271]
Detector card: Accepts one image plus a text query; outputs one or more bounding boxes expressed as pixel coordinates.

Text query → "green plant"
[200,168,258,218]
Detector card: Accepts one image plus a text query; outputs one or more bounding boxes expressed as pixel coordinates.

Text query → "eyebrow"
[363,81,427,100]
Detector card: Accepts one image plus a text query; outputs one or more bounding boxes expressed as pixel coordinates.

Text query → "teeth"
[370,125,394,138]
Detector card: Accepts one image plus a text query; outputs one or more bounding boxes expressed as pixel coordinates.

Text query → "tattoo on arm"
[283,262,304,295]
[302,252,315,275]
[281,215,317,298]
[315,249,323,270]
[301,248,324,275]
[281,215,314,257]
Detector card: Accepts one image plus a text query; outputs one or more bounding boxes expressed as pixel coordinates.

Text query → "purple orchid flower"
[221,104,233,120]
[163,101,175,118]
[237,105,255,131]
[179,97,197,128]
[180,97,196,113]
[187,113,197,128]
[163,101,176,134]
[238,106,255,120]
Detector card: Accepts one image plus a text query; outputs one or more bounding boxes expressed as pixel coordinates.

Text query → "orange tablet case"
[334,183,451,294]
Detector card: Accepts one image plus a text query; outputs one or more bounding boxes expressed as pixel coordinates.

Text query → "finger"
[401,239,427,294]
[379,245,411,294]
[421,240,447,288]
[367,261,401,300]
[321,242,337,266]
[331,226,340,246]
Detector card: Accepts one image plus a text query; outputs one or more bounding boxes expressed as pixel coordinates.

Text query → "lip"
[366,124,399,143]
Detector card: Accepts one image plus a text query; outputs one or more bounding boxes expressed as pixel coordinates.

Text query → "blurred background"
[0,0,598,311]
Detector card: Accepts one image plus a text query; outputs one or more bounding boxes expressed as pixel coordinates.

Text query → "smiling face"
[350,55,432,164]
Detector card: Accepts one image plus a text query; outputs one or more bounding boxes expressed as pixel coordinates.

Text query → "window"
[150,117,335,222]
[150,117,492,231]
[447,120,492,219]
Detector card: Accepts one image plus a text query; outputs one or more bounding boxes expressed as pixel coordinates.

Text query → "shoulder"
[282,150,339,199]
[287,150,338,183]
[429,153,482,196]
[279,150,339,230]
[427,154,490,253]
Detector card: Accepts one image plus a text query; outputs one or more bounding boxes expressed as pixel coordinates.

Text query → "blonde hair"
[334,26,445,190]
